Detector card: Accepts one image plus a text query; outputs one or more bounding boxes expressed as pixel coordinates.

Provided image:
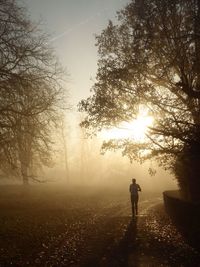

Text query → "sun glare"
[100,107,153,142]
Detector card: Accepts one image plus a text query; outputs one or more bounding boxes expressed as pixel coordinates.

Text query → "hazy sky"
[24,0,130,107]
[16,1,177,189]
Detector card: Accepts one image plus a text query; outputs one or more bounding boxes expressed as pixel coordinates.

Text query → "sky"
[24,0,130,107]
[18,0,177,189]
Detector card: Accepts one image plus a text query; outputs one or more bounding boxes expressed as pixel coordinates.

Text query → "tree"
[60,115,70,182]
[0,0,67,184]
[79,0,200,201]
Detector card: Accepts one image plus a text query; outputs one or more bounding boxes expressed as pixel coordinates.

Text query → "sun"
[100,107,153,142]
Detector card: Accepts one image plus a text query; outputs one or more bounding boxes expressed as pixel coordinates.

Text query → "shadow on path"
[82,200,200,267]
[99,217,139,267]
[117,217,139,267]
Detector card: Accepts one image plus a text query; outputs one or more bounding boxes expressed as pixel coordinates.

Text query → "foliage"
[79,0,200,199]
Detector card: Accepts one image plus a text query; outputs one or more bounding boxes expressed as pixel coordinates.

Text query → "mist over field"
[0,149,177,198]
[0,173,193,267]
[0,131,177,194]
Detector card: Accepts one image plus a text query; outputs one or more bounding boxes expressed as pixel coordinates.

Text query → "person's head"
[132,178,136,184]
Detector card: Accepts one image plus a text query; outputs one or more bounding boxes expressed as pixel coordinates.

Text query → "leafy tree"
[79,0,200,201]
[0,0,67,184]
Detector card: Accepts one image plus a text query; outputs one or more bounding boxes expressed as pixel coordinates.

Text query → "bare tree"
[0,0,68,184]
[60,115,70,182]
[80,0,200,200]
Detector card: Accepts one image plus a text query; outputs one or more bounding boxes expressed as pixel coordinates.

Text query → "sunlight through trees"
[80,0,200,200]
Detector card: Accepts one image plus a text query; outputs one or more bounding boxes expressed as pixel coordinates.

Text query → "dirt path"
[2,189,199,267]
[38,197,200,267]
[94,198,200,267]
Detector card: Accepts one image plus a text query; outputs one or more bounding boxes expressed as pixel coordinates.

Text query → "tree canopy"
[79,0,200,199]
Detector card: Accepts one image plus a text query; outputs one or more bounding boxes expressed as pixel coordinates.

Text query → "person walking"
[129,178,141,216]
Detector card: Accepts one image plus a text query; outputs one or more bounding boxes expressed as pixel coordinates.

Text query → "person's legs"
[131,195,135,216]
[132,204,135,216]
[135,195,139,215]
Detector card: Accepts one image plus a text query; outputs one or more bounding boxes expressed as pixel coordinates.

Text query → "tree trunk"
[186,156,200,202]
[21,160,29,185]
[195,0,200,87]
[63,140,69,182]
[61,120,69,182]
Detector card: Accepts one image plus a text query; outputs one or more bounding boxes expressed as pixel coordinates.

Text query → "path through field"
[0,186,199,267]
[35,195,200,267]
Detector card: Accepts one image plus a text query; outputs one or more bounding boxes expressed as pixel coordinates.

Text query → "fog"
[0,114,177,194]
[42,118,177,194]
[47,156,177,193]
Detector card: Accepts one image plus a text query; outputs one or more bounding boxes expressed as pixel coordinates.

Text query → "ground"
[0,184,199,267]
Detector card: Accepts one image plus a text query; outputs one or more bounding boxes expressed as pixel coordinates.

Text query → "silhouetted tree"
[79,115,89,183]
[0,0,67,184]
[60,115,70,182]
[79,0,200,200]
